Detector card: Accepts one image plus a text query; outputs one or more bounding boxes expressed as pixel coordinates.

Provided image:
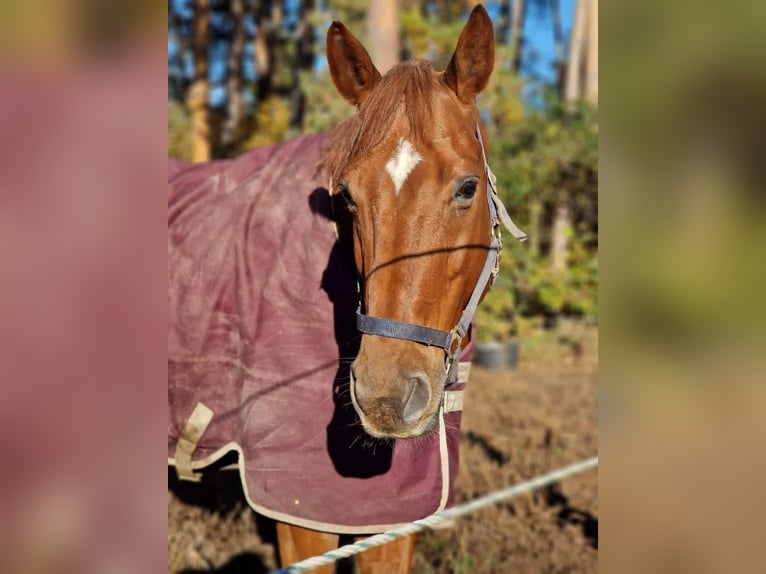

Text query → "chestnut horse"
[168,5,525,573]
[275,6,525,573]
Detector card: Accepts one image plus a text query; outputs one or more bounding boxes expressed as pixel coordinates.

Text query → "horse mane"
[319,59,438,185]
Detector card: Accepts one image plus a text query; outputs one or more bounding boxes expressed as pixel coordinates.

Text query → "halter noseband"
[355,123,528,384]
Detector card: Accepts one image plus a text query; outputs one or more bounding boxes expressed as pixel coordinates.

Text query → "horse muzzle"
[349,338,444,439]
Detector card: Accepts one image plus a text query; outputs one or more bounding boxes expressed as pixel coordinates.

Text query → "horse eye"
[337,182,357,211]
[456,180,478,201]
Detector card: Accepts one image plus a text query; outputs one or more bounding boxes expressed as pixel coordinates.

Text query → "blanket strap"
[174,402,214,482]
[443,362,472,414]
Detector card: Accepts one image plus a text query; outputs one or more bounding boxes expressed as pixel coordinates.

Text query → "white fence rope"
[271,455,598,573]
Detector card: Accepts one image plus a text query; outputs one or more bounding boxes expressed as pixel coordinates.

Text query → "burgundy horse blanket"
[168,133,472,533]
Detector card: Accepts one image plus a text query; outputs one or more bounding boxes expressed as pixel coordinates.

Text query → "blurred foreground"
[601,1,766,572]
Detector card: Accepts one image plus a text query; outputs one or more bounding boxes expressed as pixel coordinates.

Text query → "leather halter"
[355,124,528,384]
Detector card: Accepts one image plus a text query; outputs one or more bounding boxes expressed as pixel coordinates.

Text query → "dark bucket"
[505,340,519,370]
[474,342,504,371]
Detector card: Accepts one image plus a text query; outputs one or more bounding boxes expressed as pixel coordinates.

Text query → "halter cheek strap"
[356,123,527,384]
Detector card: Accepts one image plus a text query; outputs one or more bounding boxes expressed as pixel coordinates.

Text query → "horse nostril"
[402,376,430,422]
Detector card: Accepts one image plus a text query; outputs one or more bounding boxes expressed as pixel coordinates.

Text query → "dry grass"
[412,321,598,573]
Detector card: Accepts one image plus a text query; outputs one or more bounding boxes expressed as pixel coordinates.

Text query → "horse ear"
[442,5,495,104]
[326,21,382,106]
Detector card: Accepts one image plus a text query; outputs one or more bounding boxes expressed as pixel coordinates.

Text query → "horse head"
[322,6,520,439]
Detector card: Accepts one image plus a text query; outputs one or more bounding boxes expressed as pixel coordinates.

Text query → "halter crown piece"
[356,123,528,385]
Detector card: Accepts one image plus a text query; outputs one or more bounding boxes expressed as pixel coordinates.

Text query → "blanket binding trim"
[166,355,472,533]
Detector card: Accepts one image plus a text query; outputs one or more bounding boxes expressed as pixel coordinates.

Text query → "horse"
[168,5,525,573]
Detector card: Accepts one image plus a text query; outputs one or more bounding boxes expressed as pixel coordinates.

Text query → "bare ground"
[168,321,598,573]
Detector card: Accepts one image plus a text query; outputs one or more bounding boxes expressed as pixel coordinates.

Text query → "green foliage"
[527,264,568,314]
[514,245,598,319]
[168,100,192,161]
[240,96,292,149]
[482,45,526,134]
[325,0,368,35]
[564,239,599,317]
[399,4,465,67]
[491,97,598,208]
[500,236,598,319]
[476,263,517,344]
[302,70,355,135]
[477,93,599,336]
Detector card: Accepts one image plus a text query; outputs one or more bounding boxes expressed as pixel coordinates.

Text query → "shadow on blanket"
[311,187,395,477]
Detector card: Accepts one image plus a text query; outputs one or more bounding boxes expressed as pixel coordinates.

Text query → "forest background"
[167,0,599,342]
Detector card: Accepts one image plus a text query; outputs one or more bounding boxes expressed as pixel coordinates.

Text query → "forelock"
[320,60,438,183]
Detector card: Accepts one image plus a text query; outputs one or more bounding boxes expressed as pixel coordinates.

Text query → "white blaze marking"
[385,138,422,194]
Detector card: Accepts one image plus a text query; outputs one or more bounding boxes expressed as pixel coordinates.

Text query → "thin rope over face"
[355,123,527,385]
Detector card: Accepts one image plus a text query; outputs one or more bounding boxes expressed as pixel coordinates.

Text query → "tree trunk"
[168,2,187,101]
[189,0,210,163]
[269,1,284,89]
[254,2,271,101]
[221,0,246,149]
[528,198,542,259]
[564,0,586,102]
[510,0,526,73]
[368,0,399,74]
[289,0,314,131]
[551,0,566,97]
[498,0,511,45]
[550,189,571,273]
[550,0,588,272]
[585,0,598,105]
